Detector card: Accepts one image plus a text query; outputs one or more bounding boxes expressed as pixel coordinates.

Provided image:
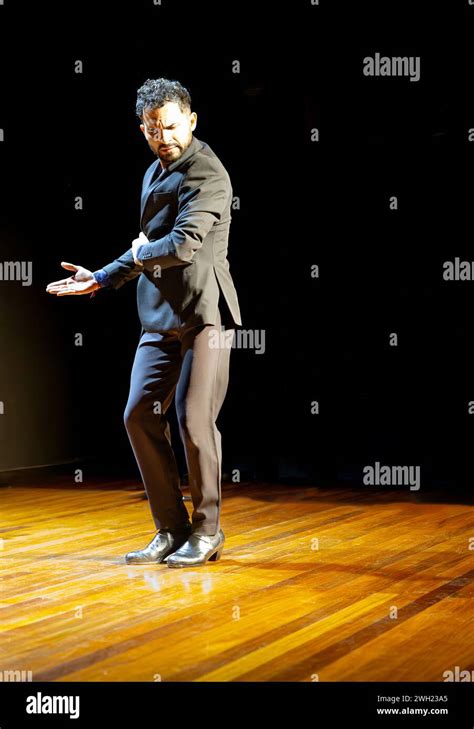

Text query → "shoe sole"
[125,555,169,565]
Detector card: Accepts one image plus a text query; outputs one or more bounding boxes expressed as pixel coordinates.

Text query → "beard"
[160,145,179,158]
[158,134,193,160]
[148,142,180,162]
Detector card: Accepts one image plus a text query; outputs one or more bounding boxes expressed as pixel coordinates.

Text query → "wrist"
[92,269,112,288]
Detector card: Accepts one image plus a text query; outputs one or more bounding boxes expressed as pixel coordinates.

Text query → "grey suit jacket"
[101,134,242,332]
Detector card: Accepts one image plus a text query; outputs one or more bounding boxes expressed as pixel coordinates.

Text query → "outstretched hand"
[46,262,100,296]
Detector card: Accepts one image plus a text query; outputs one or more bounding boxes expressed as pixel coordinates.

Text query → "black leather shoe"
[165,529,225,568]
[125,525,192,564]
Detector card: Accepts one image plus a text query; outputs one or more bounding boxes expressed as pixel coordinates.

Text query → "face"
[140,101,197,167]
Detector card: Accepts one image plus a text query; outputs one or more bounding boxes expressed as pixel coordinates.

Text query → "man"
[46,78,242,568]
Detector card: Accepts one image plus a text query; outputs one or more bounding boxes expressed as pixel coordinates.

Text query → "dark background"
[1,0,473,488]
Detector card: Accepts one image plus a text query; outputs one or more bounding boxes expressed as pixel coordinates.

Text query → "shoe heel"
[209,546,223,562]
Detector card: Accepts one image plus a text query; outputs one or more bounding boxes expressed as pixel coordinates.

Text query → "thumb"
[61,262,78,272]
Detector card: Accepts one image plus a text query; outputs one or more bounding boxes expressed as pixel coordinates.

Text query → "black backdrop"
[1,0,473,490]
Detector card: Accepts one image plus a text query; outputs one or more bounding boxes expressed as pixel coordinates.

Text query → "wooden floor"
[1,478,473,682]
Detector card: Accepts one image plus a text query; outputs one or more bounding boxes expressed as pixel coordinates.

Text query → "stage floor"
[1,478,473,682]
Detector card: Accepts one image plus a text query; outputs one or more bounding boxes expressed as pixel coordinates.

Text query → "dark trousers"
[124,305,234,536]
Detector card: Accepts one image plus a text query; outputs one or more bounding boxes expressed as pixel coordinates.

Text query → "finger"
[46,278,71,289]
[56,284,82,295]
[47,284,74,293]
[57,286,89,296]
[61,262,79,272]
[46,280,71,289]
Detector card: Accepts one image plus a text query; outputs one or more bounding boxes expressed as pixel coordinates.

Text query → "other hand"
[132,232,149,266]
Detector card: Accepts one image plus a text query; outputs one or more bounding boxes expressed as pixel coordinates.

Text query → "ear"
[190,112,197,131]
[139,123,145,135]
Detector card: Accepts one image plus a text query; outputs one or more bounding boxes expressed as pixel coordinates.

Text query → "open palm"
[46,262,99,296]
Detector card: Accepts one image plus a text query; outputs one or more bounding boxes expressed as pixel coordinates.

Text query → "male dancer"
[46,78,242,567]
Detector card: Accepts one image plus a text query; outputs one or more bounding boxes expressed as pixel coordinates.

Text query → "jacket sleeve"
[137,158,231,272]
[99,248,143,290]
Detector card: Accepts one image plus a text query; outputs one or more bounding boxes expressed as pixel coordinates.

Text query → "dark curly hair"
[136,78,192,119]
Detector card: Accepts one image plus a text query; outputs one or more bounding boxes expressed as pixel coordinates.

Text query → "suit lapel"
[140,159,162,225]
[140,135,203,230]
